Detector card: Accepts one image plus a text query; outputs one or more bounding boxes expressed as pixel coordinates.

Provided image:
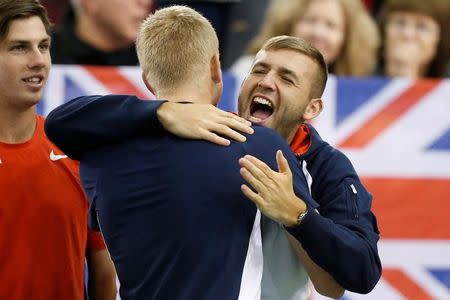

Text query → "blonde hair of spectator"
[262,35,328,99]
[378,0,450,77]
[246,0,380,77]
[136,5,219,96]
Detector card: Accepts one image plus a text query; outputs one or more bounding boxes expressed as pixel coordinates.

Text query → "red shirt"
[0,116,105,299]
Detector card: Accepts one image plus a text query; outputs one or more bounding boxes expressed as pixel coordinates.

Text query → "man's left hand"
[239,150,307,227]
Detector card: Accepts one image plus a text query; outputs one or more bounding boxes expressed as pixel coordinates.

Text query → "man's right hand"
[156,102,254,146]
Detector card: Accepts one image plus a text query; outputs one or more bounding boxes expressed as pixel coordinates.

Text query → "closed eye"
[282,76,294,84]
[251,68,267,74]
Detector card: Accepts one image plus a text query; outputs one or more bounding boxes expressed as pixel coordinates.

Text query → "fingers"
[240,155,274,178]
[201,130,231,146]
[239,166,266,194]
[210,123,247,143]
[240,184,264,206]
[222,112,254,134]
[276,150,291,175]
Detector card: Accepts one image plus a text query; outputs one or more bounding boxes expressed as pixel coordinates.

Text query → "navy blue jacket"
[287,124,381,293]
[45,95,315,299]
[45,95,381,294]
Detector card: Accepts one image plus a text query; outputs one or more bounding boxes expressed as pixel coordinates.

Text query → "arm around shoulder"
[44,95,166,160]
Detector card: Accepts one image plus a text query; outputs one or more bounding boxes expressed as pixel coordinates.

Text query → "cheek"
[326,29,344,58]
[420,36,439,62]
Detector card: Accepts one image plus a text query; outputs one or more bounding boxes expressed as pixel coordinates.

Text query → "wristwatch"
[296,209,308,226]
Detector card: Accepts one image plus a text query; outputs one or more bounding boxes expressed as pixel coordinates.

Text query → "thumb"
[276,150,291,174]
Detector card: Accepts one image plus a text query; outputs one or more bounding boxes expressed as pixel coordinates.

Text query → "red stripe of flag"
[363,178,450,239]
[383,268,434,300]
[339,79,441,148]
[84,66,151,100]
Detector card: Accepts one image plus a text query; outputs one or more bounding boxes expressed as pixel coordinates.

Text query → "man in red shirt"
[0,1,116,299]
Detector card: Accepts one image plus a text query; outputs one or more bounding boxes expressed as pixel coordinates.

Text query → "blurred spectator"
[361,0,384,15]
[158,0,240,62]
[377,0,450,78]
[50,0,153,65]
[41,0,70,24]
[231,0,380,78]
[222,0,271,69]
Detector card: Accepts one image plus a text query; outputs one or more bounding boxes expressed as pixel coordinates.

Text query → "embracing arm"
[45,95,166,160]
[45,95,253,160]
[239,151,345,298]
[286,234,345,298]
[239,151,381,295]
[285,178,381,293]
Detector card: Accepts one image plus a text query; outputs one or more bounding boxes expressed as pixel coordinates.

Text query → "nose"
[257,72,276,90]
[401,24,416,40]
[27,47,47,70]
[310,21,328,39]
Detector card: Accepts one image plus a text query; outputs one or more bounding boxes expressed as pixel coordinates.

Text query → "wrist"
[285,202,308,228]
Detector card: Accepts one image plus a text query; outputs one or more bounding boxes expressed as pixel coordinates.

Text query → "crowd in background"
[41,0,450,79]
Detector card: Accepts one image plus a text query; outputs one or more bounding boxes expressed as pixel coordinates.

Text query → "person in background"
[377,0,450,78]
[50,0,153,65]
[40,0,69,24]
[231,0,380,78]
[0,1,116,299]
[158,0,240,61]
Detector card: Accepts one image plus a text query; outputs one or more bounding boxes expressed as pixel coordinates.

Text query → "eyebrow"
[7,37,51,44]
[253,62,270,69]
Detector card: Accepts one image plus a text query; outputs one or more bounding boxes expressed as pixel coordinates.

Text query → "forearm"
[286,211,381,293]
[286,233,344,298]
[87,249,117,300]
[45,95,166,160]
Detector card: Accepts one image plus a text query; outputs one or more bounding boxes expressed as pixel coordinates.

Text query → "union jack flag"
[40,66,450,300]
[314,77,450,300]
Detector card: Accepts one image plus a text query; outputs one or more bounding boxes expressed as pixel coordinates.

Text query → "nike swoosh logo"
[50,150,68,161]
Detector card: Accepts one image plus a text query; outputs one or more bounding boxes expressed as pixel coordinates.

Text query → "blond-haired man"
[46,6,317,299]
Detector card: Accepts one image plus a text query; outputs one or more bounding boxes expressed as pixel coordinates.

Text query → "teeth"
[26,77,41,83]
[253,97,272,108]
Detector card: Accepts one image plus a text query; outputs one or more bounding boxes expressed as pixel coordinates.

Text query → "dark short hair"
[261,35,328,99]
[0,0,51,41]
[378,0,450,77]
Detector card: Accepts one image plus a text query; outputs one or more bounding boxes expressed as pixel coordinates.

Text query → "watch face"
[298,210,308,225]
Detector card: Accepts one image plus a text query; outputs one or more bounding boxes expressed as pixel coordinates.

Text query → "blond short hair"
[261,35,328,99]
[247,0,380,77]
[136,5,219,94]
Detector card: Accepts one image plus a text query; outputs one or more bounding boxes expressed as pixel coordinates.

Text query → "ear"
[210,53,222,84]
[141,72,155,96]
[302,98,323,121]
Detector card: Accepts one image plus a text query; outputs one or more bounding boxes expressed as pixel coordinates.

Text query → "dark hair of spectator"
[378,0,450,77]
[0,0,51,41]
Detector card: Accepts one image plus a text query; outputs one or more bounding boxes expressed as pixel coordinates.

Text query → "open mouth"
[250,97,274,121]
[23,76,44,85]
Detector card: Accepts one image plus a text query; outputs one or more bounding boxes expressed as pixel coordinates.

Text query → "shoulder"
[246,125,290,150]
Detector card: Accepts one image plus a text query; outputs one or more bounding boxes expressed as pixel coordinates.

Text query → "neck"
[75,14,128,52]
[286,124,302,145]
[157,83,218,105]
[0,106,37,144]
